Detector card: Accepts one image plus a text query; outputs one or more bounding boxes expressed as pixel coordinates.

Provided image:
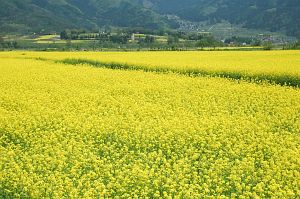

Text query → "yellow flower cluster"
[1,50,299,83]
[0,54,300,198]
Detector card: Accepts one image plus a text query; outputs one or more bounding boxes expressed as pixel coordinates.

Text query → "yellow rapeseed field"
[1,50,300,80]
[0,52,300,198]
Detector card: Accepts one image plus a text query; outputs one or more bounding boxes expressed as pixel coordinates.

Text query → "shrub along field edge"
[58,58,300,87]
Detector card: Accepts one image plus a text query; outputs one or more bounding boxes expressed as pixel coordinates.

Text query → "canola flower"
[0,50,300,86]
[0,55,300,198]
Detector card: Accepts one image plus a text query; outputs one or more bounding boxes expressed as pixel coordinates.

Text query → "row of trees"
[60,30,131,44]
[0,36,18,49]
[60,29,222,47]
[287,39,300,49]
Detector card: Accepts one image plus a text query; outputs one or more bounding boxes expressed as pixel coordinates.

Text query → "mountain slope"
[0,0,171,34]
[0,0,299,37]
[146,0,300,37]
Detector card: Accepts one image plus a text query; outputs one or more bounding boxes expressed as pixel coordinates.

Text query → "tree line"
[60,29,223,48]
[0,36,18,49]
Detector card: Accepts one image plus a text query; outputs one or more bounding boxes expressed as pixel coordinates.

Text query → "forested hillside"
[0,0,171,34]
[0,0,299,37]
[147,0,300,36]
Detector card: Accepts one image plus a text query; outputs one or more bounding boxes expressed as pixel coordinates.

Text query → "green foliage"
[110,34,130,44]
[262,41,273,50]
[290,39,300,49]
[148,0,300,37]
[144,35,155,44]
[0,39,18,49]
[0,0,172,34]
[1,0,299,38]
[167,35,179,44]
[60,29,86,40]
[196,36,221,48]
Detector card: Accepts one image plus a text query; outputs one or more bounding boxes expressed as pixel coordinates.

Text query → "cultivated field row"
[0,52,300,198]
[1,51,300,86]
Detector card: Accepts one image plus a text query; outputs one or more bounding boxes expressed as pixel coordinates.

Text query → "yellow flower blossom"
[0,52,299,198]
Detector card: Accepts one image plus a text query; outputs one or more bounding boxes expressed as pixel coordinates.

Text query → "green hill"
[0,0,299,37]
[0,0,172,34]
[146,0,300,37]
